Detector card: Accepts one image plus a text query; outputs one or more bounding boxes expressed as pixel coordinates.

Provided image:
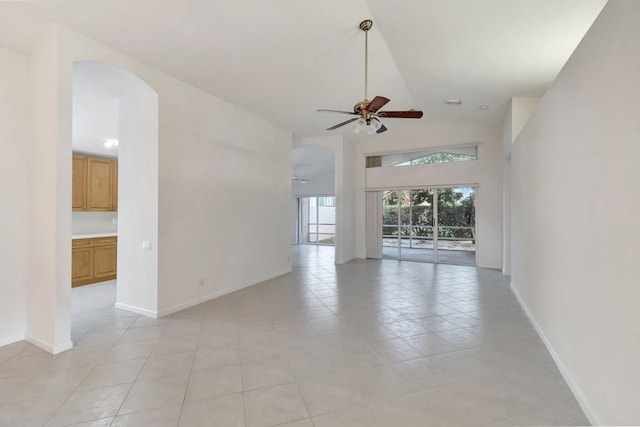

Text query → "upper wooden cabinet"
[111,160,118,211]
[72,155,87,211]
[87,157,112,211]
[72,154,118,211]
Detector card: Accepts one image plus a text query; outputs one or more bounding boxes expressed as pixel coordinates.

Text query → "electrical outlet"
[199,278,205,287]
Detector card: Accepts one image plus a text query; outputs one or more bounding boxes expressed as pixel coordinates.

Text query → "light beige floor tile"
[75,330,125,348]
[179,393,244,427]
[151,334,199,357]
[243,383,309,427]
[138,351,195,381]
[185,364,242,402]
[65,417,114,427]
[100,340,156,363]
[197,330,239,349]
[46,383,131,427]
[0,375,33,404]
[192,345,240,371]
[241,357,295,391]
[77,358,146,390]
[6,245,589,427]
[10,366,93,402]
[298,375,366,417]
[161,319,203,338]
[117,326,165,344]
[112,404,182,426]
[0,393,69,426]
[367,337,423,363]
[118,373,189,415]
[312,403,381,427]
[273,419,314,427]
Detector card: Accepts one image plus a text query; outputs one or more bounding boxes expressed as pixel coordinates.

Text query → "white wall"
[510,1,640,424]
[116,83,159,316]
[71,212,117,235]
[156,77,291,315]
[354,121,503,269]
[27,28,73,354]
[0,47,29,346]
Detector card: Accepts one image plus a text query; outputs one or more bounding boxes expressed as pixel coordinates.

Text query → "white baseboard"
[0,334,25,348]
[114,302,158,319]
[510,281,600,426]
[25,335,73,355]
[158,268,291,317]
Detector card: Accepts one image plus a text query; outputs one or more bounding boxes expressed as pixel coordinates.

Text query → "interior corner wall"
[510,1,640,423]
[501,102,513,275]
[510,97,540,142]
[354,121,503,269]
[0,47,30,346]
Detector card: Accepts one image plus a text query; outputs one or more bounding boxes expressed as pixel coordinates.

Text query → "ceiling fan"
[318,19,423,134]
[291,164,309,183]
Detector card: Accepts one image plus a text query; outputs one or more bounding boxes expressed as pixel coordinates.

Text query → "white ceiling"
[72,62,147,157]
[0,0,607,138]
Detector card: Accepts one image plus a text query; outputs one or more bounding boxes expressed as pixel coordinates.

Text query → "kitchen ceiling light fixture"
[104,138,119,148]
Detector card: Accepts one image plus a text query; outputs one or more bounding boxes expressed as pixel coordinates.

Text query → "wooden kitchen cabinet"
[72,155,87,211]
[87,157,113,211]
[72,154,118,211]
[111,160,118,211]
[71,239,93,287]
[93,237,117,281]
[71,236,117,287]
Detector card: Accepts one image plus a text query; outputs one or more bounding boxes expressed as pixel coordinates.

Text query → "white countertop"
[72,232,118,239]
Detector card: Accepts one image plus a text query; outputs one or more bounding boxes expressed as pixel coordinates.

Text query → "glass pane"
[309,203,317,222]
[398,190,411,226]
[382,191,398,226]
[437,187,476,266]
[381,146,478,167]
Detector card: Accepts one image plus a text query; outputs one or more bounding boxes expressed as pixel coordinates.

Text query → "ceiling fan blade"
[377,110,423,118]
[326,117,360,130]
[317,109,358,115]
[373,118,387,134]
[367,96,390,113]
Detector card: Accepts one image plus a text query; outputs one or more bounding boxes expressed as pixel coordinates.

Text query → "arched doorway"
[69,61,159,346]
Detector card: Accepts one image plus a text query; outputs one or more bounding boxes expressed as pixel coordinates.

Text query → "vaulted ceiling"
[0,0,607,138]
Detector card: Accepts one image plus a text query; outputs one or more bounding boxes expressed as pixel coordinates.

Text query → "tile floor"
[0,246,589,426]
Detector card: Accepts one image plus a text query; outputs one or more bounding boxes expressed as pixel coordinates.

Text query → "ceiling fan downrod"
[360,19,373,102]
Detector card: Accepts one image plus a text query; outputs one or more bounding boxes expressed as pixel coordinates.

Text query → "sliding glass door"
[298,196,336,245]
[382,187,475,265]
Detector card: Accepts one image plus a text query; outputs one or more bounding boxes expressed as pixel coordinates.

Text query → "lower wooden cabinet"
[72,237,117,287]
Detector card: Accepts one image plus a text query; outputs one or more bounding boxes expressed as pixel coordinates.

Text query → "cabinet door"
[72,247,93,287]
[87,158,113,211]
[72,155,87,211]
[94,244,117,280]
[111,160,118,211]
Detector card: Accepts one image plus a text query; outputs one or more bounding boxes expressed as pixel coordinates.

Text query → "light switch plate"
[142,241,152,251]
